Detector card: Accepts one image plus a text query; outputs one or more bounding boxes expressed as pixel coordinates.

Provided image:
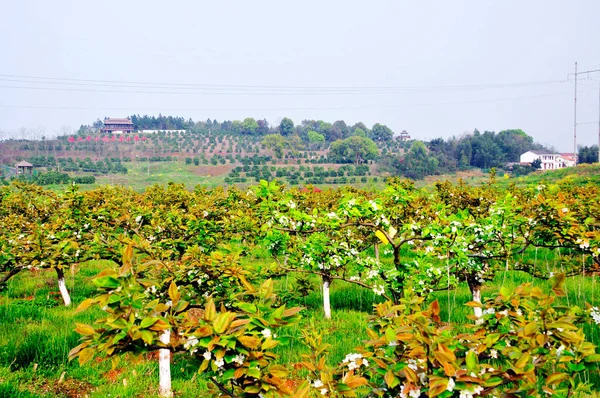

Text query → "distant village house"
[102,118,134,134]
[519,150,575,170]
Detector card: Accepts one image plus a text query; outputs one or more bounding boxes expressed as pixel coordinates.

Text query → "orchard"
[1,174,600,397]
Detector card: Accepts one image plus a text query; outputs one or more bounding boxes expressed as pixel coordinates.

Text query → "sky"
[1,0,599,151]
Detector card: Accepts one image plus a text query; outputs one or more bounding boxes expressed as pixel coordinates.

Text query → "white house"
[520,150,575,170]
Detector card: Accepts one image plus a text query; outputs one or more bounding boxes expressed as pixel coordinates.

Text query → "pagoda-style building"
[102,118,134,134]
[397,130,411,141]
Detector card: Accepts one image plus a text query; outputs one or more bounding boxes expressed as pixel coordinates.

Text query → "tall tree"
[279,118,295,136]
[242,117,259,135]
[371,123,393,142]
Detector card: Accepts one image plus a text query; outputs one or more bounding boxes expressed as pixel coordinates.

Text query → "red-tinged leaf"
[430,299,440,316]
[300,361,315,371]
[442,361,456,377]
[78,348,95,365]
[195,326,213,337]
[213,312,235,334]
[259,279,274,299]
[293,380,310,398]
[270,365,288,378]
[438,344,457,362]
[524,322,538,336]
[234,367,245,379]
[75,298,95,313]
[199,358,209,373]
[546,372,569,386]
[68,342,89,361]
[204,299,216,321]
[238,335,261,349]
[262,338,279,350]
[238,275,255,293]
[148,319,170,331]
[429,383,448,398]
[516,352,530,369]
[384,370,399,388]
[345,375,368,389]
[229,319,250,329]
[75,323,95,335]
[168,281,180,304]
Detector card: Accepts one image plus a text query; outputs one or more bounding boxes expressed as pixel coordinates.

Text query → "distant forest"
[81,115,575,180]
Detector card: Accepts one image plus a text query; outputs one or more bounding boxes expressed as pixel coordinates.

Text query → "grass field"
[3,165,600,396]
[2,248,600,397]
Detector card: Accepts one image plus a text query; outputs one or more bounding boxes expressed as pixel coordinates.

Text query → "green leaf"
[237,302,257,313]
[246,367,261,379]
[140,317,159,329]
[222,368,236,381]
[93,276,120,289]
[140,330,154,345]
[466,350,478,371]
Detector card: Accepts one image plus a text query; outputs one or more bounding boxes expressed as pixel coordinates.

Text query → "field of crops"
[1,171,600,397]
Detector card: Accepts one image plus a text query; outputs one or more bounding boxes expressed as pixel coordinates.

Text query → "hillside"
[1,117,596,189]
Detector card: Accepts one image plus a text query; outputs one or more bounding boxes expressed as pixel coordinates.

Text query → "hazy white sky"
[1,0,599,151]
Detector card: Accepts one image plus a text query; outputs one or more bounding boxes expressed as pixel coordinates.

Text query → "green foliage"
[329,136,379,165]
[300,275,600,397]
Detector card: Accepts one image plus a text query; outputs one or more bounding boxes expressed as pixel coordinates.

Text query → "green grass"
[3,259,600,396]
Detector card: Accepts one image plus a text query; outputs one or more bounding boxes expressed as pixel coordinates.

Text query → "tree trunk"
[322,275,332,319]
[469,280,483,318]
[374,242,380,261]
[55,267,71,306]
[158,329,172,397]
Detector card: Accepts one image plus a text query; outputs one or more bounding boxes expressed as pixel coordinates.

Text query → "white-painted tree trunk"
[56,268,71,306]
[323,277,331,319]
[472,285,482,318]
[158,330,172,398]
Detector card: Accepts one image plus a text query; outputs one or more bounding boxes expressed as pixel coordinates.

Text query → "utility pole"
[568,64,600,165]
[574,62,577,164]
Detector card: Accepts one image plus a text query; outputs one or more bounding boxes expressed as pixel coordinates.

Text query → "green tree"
[496,129,534,162]
[241,117,259,135]
[578,145,599,164]
[262,134,286,158]
[279,117,294,136]
[371,123,393,142]
[329,136,379,165]
[307,130,325,149]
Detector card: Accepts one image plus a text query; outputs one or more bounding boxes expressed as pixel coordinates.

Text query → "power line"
[0,73,568,94]
[0,90,592,112]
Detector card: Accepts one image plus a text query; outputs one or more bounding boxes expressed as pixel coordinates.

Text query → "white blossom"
[233,354,245,366]
[447,378,455,392]
[261,328,272,338]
